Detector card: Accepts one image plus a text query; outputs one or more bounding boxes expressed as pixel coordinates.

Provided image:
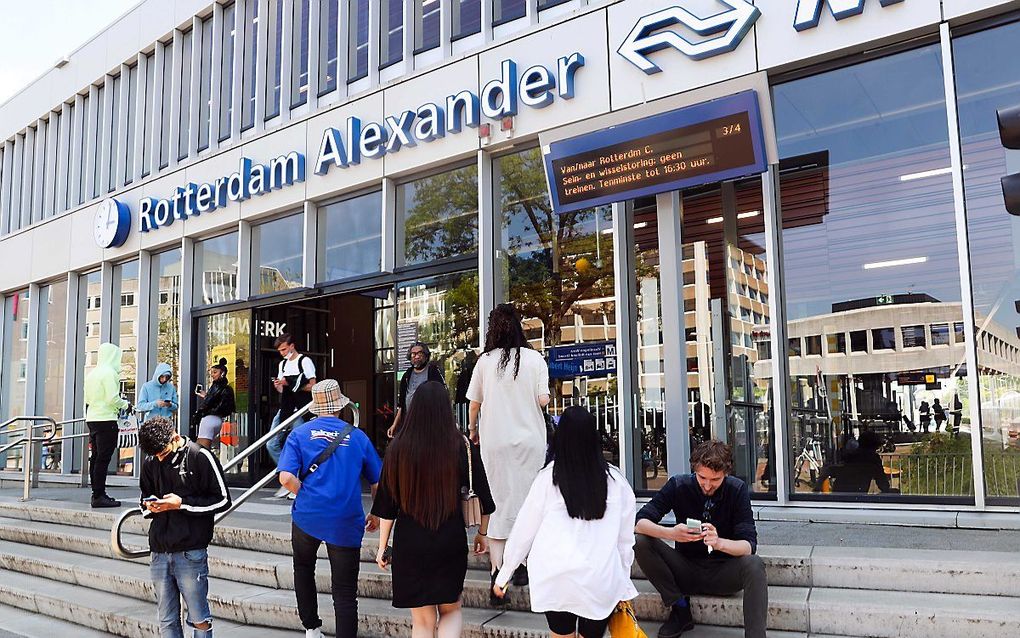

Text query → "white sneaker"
[287,491,296,500]
[305,629,323,638]
[273,486,290,498]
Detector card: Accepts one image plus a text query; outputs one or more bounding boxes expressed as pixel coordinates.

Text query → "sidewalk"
[3,484,1019,552]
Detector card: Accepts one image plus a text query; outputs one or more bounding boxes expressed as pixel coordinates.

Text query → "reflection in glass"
[196,311,251,470]
[194,233,239,305]
[955,21,1020,502]
[1,291,31,471]
[151,250,183,417]
[774,43,972,499]
[396,272,480,430]
[318,0,339,93]
[416,0,440,52]
[496,148,618,465]
[399,164,478,265]
[349,0,369,80]
[380,0,403,67]
[36,281,68,472]
[318,191,382,282]
[112,260,140,476]
[251,214,304,294]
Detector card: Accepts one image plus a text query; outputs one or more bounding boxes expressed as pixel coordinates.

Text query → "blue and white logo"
[617,1,761,74]
[794,0,905,32]
[93,198,131,248]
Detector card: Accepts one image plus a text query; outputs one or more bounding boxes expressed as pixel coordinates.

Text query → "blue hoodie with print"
[136,362,179,420]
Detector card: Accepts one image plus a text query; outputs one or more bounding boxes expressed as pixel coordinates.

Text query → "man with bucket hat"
[278,380,383,638]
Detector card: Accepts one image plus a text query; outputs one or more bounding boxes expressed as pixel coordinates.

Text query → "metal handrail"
[112,400,352,560]
[0,416,58,501]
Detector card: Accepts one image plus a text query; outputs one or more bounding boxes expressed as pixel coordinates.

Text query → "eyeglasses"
[702,498,716,524]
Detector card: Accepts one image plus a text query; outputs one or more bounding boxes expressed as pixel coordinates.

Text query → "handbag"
[461,437,483,528]
[608,601,648,638]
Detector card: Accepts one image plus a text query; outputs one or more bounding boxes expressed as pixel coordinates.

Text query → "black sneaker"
[657,601,694,638]
[511,564,529,587]
[91,495,121,508]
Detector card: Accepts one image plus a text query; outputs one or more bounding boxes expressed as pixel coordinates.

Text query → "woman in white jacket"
[493,406,639,638]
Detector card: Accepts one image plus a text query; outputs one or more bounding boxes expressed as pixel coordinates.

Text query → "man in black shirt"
[635,440,766,638]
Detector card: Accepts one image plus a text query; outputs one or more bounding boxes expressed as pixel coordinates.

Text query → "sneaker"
[287,491,296,500]
[304,629,324,638]
[91,495,121,508]
[511,564,529,587]
[657,600,694,638]
[273,485,290,498]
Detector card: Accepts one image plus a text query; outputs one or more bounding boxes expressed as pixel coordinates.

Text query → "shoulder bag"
[299,423,355,481]
[461,437,483,528]
[608,601,648,638]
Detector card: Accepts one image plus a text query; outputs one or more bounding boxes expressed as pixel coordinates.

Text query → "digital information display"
[543,91,768,214]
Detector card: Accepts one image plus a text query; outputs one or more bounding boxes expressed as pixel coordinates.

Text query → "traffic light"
[997,105,1020,215]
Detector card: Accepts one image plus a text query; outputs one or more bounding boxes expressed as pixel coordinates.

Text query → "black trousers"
[87,421,118,498]
[545,611,611,637]
[634,534,767,638]
[292,522,361,637]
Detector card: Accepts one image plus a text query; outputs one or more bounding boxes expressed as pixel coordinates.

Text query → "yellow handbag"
[608,601,648,638]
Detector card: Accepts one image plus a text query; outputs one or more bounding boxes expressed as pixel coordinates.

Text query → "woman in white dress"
[467,303,550,599]
[493,406,639,638]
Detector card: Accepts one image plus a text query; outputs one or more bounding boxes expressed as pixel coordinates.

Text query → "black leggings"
[544,611,611,637]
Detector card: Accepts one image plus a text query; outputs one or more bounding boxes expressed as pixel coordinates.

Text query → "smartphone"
[382,546,392,565]
[142,496,159,503]
[685,518,703,533]
[195,384,204,394]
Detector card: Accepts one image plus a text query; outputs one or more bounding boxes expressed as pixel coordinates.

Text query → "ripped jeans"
[150,548,213,637]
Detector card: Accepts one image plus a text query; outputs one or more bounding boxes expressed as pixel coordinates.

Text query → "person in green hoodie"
[84,342,131,508]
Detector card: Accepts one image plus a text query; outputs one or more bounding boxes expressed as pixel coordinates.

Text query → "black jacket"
[139,439,232,553]
[397,364,446,412]
[636,473,758,559]
[196,378,235,419]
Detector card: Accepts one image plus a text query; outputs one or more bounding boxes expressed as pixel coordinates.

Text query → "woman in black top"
[372,381,495,637]
[193,358,235,448]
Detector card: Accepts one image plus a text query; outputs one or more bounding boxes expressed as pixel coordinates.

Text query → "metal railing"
[0,416,58,501]
[111,401,344,560]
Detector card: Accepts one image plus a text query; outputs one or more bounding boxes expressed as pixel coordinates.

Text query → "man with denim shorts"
[138,416,232,637]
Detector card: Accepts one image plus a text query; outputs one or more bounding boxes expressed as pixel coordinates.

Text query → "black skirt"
[390,512,468,608]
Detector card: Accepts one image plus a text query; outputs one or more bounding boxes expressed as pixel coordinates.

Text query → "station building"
[1,0,1020,517]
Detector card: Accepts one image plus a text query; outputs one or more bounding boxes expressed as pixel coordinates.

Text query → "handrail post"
[20,419,33,502]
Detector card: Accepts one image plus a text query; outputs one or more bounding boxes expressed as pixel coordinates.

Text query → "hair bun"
[218,358,227,366]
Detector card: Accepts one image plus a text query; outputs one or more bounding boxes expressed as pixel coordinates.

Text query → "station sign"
[542,90,767,214]
[548,341,618,380]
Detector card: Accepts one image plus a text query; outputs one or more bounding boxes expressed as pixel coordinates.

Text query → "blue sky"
[0,0,139,105]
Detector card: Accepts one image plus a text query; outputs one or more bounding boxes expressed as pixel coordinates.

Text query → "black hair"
[212,357,228,374]
[483,303,530,379]
[550,406,610,520]
[139,416,177,457]
[406,341,431,364]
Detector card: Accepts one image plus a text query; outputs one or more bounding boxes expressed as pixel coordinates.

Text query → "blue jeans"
[267,410,306,464]
[150,549,213,638]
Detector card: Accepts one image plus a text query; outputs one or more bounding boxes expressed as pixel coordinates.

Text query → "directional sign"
[617,1,761,74]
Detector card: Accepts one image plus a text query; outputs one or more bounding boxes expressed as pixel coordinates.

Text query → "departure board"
[543,91,767,214]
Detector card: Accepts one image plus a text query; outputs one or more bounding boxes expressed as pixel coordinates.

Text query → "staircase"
[0,498,1019,637]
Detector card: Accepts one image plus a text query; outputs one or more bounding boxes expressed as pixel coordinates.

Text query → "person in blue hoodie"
[136,363,179,423]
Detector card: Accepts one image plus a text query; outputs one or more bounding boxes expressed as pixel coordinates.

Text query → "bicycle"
[793,435,825,487]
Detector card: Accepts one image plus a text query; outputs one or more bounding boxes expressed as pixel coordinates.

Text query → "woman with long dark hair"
[493,406,638,638]
[371,381,495,638]
[466,303,550,592]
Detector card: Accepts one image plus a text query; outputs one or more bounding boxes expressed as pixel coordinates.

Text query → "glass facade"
[251,213,304,294]
[399,164,479,266]
[318,190,382,282]
[6,4,1020,510]
[196,310,251,470]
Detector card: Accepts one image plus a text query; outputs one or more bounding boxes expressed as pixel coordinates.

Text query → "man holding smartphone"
[634,440,766,638]
[137,415,232,637]
[267,333,317,498]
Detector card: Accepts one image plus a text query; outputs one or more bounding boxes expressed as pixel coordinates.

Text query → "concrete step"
[4,508,1020,600]
[0,536,812,630]
[0,602,111,638]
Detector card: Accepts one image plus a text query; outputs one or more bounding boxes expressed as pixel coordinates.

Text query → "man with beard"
[386,341,446,438]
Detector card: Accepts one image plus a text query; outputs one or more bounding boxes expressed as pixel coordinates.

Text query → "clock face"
[94,198,130,248]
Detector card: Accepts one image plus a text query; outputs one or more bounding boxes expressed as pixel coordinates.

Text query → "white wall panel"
[304,91,387,201]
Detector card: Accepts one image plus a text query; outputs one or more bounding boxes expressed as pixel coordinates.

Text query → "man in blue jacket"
[136,363,179,422]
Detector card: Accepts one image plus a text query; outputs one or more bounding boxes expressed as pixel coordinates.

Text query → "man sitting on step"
[634,440,767,638]
[138,415,232,638]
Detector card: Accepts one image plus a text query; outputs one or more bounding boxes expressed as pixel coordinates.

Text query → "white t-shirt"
[277,354,316,384]
[495,465,639,619]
